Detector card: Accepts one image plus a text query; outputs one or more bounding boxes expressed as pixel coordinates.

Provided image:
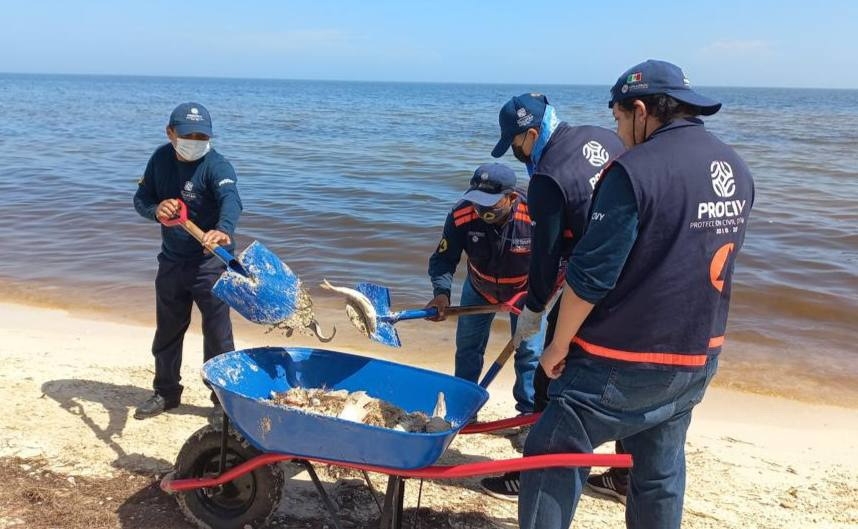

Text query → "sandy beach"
[1,300,856,529]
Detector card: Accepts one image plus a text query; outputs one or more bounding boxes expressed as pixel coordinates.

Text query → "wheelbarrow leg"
[217,414,230,473]
[379,475,405,529]
[301,460,346,529]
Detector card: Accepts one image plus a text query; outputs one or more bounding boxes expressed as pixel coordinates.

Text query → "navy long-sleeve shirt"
[133,143,242,261]
[565,164,639,303]
[524,175,566,312]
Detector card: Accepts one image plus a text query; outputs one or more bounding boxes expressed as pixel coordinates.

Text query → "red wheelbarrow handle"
[459,412,538,434]
[162,450,632,493]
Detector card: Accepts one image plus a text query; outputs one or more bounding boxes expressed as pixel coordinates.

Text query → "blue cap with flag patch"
[169,102,213,137]
[608,60,721,116]
[461,163,517,206]
[491,93,549,158]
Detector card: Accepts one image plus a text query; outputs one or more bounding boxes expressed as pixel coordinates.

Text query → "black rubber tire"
[173,425,284,529]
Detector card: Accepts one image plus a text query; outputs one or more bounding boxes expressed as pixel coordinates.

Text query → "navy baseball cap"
[461,163,517,206]
[608,60,721,116]
[169,102,213,137]
[491,93,549,158]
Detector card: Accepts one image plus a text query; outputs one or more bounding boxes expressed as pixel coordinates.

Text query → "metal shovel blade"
[354,282,401,347]
[212,240,301,324]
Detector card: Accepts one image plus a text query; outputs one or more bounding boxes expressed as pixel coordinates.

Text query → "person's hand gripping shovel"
[159,199,334,341]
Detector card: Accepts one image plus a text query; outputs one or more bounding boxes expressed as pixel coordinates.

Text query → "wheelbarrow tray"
[203,347,489,470]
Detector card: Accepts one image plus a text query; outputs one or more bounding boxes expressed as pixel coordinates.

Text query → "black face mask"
[511,144,529,164]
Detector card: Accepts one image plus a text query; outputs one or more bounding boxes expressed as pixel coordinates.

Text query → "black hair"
[618,94,702,122]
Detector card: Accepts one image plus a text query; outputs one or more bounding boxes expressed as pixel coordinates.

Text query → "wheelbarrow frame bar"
[161,413,632,494]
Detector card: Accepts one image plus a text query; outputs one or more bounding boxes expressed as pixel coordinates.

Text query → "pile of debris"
[269,388,451,433]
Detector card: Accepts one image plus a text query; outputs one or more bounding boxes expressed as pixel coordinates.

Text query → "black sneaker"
[133,394,179,420]
[586,469,628,505]
[480,471,520,501]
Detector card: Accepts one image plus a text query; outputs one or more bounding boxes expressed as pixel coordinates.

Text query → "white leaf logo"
[582,141,609,167]
[710,161,735,198]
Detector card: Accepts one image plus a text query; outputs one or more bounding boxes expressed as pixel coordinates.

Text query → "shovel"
[161,200,333,341]
[321,280,524,348]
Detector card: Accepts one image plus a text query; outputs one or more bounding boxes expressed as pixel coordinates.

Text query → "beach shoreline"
[3,279,857,409]
[1,300,857,528]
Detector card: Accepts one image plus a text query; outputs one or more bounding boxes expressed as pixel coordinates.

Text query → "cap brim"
[666,89,721,116]
[462,189,505,207]
[491,135,513,158]
[173,123,213,137]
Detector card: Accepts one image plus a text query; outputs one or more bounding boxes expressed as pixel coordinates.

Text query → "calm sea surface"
[1,74,856,405]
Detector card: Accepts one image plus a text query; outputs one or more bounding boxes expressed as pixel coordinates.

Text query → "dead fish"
[320,279,378,336]
[432,392,446,419]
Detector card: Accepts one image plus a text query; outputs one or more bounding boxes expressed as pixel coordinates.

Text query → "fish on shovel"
[163,200,334,341]
[320,279,378,337]
[320,279,523,348]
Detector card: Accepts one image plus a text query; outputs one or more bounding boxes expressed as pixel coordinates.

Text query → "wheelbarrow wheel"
[173,425,283,529]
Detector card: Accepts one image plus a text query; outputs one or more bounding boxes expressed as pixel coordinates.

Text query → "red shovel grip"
[159,199,189,227]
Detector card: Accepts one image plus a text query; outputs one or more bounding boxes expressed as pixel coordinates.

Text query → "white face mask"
[174,138,211,161]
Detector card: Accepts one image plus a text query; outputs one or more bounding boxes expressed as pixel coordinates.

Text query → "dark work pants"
[533,294,627,477]
[152,253,234,404]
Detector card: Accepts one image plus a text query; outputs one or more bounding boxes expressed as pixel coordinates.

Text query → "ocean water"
[1,74,856,405]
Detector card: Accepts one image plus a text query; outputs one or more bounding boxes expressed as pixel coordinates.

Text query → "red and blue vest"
[452,196,533,303]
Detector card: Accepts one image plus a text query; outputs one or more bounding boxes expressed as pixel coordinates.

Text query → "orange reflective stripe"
[572,337,708,367]
[514,213,531,223]
[476,288,500,304]
[453,205,476,219]
[468,262,528,285]
[708,336,724,348]
[454,212,479,226]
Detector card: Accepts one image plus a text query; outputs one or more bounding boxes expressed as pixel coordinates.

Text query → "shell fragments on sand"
[269,388,451,433]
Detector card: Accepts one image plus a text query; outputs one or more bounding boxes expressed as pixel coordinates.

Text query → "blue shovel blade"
[355,282,401,348]
[212,240,301,324]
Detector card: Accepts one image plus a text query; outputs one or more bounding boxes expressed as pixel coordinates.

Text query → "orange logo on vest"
[709,243,735,293]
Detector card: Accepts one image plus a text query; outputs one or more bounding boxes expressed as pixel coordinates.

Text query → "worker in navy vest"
[426,163,544,413]
[133,102,242,423]
[480,94,625,500]
[517,60,755,529]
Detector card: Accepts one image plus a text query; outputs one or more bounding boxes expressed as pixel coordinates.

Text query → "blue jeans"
[454,276,546,413]
[518,352,719,529]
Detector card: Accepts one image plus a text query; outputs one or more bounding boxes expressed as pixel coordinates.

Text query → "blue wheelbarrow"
[161,347,632,529]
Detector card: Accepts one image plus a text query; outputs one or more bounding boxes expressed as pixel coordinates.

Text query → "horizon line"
[0,70,854,91]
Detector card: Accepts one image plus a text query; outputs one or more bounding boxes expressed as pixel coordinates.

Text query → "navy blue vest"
[534,123,626,256]
[577,119,755,368]
[454,196,533,303]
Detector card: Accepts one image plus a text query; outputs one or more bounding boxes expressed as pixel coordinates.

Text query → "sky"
[1,0,856,89]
